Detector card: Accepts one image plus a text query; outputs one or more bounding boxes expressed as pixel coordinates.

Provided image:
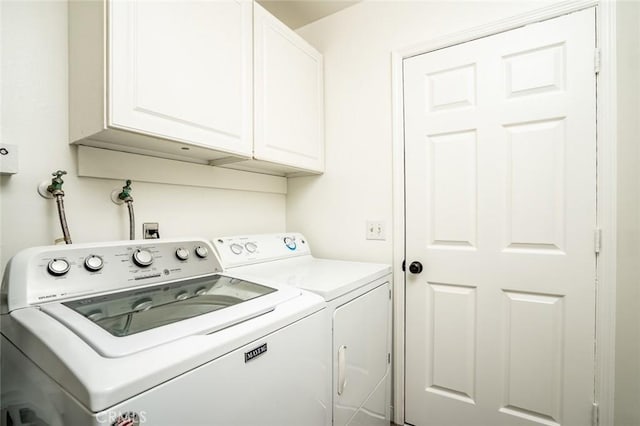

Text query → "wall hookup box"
[0,144,18,175]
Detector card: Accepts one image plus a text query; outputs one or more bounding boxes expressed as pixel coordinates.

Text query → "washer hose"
[55,194,72,245]
[46,170,72,244]
[117,180,135,240]
[126,199,135,241]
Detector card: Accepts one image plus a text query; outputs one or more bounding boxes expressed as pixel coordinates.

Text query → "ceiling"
[257,1,360,29]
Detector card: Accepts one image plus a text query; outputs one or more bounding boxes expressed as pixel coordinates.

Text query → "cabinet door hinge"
[592,402,599,426]
[594,228,602,254]
[594,48,601,74]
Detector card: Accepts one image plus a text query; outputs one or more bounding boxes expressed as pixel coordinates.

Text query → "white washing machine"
[1,238,330,426]
[212,233,392,426]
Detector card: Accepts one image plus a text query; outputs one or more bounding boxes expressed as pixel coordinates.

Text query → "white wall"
[0,0,286,276]
[289,0,553,263]
[615,1,640,424]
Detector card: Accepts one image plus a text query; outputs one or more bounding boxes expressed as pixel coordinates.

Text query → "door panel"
[505,118,566,252]
[501,291,564,422]
[428,130,477,248]
[404,9,596,426]
[426,283,477,402]
[109,0,253,156]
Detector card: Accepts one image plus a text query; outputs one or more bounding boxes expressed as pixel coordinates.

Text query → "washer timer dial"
[195,246,209,258]
[84,255,104,272]
[47,258,70,276]
[132,249,153,267]
[175,247,190,261]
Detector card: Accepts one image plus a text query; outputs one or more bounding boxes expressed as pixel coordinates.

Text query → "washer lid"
[39,273,300,358]
[229,256,392,301]
[4,288,325,413]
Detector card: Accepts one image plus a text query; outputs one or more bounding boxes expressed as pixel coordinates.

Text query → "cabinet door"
[109,0,252,157]
[333,283,391,426]
[253,3,324,173]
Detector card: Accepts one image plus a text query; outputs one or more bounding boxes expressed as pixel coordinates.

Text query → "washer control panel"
[2,238,221,311]
[211,233,311,269]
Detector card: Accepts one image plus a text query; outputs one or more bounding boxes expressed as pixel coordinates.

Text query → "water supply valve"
[111,179,136,240]
[38,170,68,199]
[111,179,134,204]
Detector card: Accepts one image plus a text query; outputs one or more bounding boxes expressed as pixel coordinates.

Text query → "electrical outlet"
[366,221,386,240]
[143,222,160,239]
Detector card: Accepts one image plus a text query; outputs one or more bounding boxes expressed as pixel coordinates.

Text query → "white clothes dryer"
[212,233,392,426]
[1,238,329,426]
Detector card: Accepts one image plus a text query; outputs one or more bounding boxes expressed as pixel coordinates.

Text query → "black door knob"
[409,261,423,274]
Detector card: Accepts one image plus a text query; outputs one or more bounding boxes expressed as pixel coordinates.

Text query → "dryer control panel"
[1,238,221,312]
[212,233,311,269]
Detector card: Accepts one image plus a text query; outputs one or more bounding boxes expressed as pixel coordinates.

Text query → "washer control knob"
[47,258,70,276]
[283,236,297,251]
[175,247,190,261]
[132,298,153,312]
[84,255,104,272]
[195,246,209,258]
[175,291,189,301]
[132,249,153,267]
[245,242,257,253]
[230,243,243,255]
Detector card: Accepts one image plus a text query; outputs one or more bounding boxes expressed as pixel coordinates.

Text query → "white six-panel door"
[404,8,596,426]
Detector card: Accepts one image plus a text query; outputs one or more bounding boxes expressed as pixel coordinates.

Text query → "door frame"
[390,1,617,424]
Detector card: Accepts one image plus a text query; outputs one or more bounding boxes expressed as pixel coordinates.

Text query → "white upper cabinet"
[252,3,325,174]
[110,0,253,157]
[69,0,253,163]
[69,0,324,175]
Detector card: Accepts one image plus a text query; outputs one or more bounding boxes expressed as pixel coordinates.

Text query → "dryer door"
[333,281,391,426]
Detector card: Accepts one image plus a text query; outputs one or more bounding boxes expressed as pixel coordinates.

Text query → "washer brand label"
[245,343,267,363]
